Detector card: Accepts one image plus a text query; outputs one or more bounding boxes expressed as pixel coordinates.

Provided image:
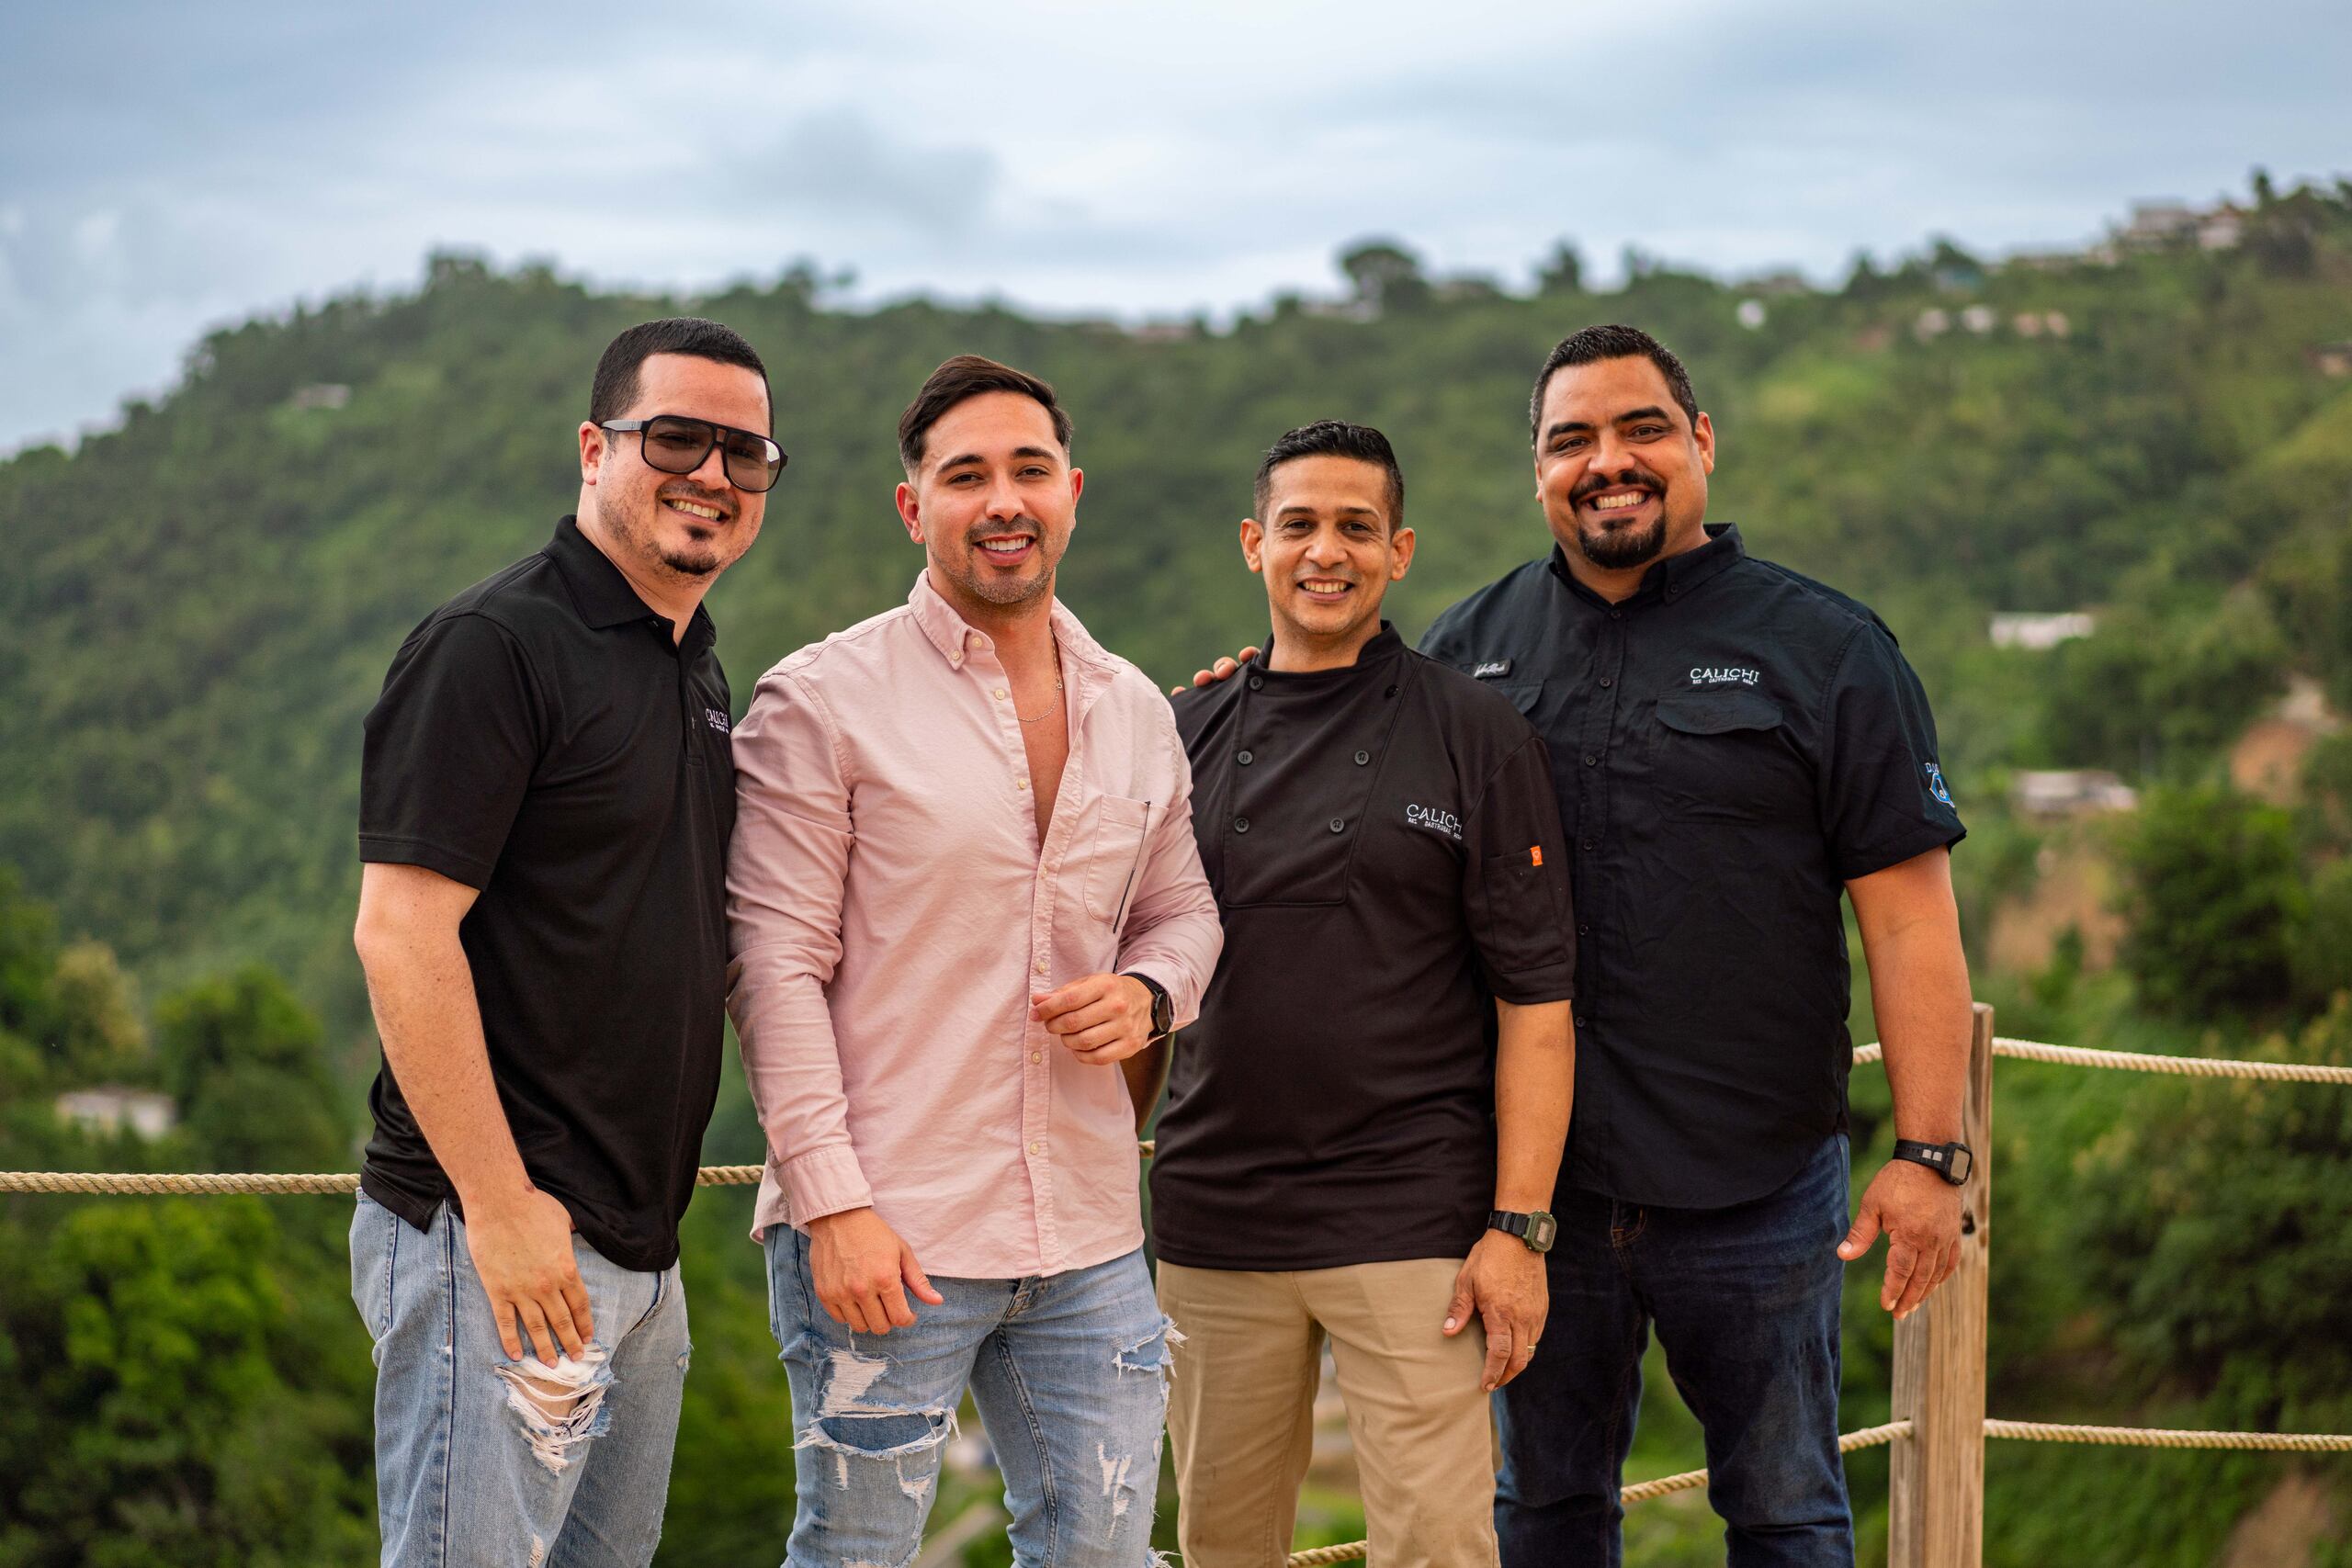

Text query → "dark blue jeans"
[1495,1134,1853,1568]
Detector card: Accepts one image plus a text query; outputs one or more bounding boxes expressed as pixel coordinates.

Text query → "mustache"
[964,517,1045,545]
[659,482,734,519]
[1570,469,1661,505]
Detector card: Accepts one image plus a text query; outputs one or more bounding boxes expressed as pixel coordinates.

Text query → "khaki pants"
[1159,1257,1498,1568]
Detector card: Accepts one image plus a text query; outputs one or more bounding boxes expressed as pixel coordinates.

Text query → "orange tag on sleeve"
[1531,846,1544,866]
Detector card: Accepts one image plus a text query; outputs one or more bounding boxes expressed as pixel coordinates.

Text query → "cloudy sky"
[5,0,2346,451]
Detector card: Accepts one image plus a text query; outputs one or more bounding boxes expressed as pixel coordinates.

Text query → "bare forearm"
[1121,1038,1170,1132]
[359,928,531,1205]
[1869,929,1972,1142]
[1493,998,1573,1211]
[1851,854,1973,1145]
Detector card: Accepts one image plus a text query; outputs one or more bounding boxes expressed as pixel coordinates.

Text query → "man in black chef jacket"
[1151,420,1578,1568]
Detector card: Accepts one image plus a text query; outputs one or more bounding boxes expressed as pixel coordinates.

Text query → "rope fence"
[10,1024,2349,1568]
[1849,1036,2352,1084]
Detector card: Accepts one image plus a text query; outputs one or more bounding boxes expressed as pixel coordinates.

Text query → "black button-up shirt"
[1150,627,1577,1270]
[1421,525,1963,1209]
[357,515,737,1271]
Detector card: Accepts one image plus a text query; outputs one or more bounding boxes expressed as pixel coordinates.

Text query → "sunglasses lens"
[721,432,785,493]
[639,416,715,475]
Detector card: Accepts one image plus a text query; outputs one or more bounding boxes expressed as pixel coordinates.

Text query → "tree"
[1335,238,1430,313]
[154,968,348,1172]
[2113,787,2305,1022]
[1534,241,1584,295]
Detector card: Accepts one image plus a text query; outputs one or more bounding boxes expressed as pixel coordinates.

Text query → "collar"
[1547,522,1746,609]
[1251,622,1407,679]
[906,570,1118,677]
[547,514,718,648]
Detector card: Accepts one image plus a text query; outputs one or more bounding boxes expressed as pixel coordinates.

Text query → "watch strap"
[1891,1138,1973,1186]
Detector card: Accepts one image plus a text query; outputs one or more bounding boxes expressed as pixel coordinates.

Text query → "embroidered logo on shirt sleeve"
[705,707,732,733]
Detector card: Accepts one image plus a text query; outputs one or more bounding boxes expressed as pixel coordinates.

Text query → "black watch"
[1124,973,1173,1037]
[1488,1209,1557,1254]
[1891,1138,1973,1186]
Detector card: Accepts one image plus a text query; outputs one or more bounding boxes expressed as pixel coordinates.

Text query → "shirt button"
[1580,839,1595,852]
[1035,959,1048,975]
[1329,818,1345,833]
[1017,778,1030,790]
[1577,923,1591,936]
[1600,677,1613,689]
[1237,750,1253,765]
[1234,817,1250,833]
[1575,1014,1589,1030]
[1029,1141,1043,1155]
[994,686,1009,699]
[1248,676,1263,691]
[1031,1051,1043,1063]
[1583,754,1598,767]
[1610,610,1623,621]
[1354,750,1369,765]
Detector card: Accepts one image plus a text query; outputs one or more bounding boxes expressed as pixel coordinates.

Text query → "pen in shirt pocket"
[1109,802,1154,931]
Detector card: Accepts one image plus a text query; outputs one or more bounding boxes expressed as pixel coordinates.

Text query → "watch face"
[1528,1212,1557,1252]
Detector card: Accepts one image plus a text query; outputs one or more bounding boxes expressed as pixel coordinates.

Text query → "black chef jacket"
[1149,626,1577,1271]
[1420,525,1964,1211]
[357,515,736,1272]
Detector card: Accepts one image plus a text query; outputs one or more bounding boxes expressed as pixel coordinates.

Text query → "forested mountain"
[5,178,2352,1567]
[4,178,2350,1031]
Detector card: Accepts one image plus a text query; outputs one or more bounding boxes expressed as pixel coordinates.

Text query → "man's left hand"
[1443,1231,1549,1391]
[1838,1158,1964,1318]
[1034,974,1157,1065]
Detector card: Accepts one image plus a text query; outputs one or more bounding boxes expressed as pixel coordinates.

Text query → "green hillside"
[5,176,2352,1566]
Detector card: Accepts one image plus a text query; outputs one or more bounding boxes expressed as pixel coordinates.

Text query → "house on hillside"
[2231,673,2344,805]
[1990,611,2097,649]
[56,1087,177,1140]
[2011,771,2138,818]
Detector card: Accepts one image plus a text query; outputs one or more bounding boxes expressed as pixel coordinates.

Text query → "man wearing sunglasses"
[352,317,777,1567]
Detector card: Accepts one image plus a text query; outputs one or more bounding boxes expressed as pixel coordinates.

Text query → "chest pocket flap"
[1655,690,1783,736]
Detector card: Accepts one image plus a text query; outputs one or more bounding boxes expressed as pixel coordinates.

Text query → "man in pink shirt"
[727,355,1223,1567]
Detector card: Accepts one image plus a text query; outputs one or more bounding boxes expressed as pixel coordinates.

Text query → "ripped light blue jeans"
[766,1228,1174,1568]
[349,1192,691,1568]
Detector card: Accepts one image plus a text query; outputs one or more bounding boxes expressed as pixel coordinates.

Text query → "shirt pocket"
[1078,794,1155,926]
[1494,681,1545,720]
[1650,691,1790,821]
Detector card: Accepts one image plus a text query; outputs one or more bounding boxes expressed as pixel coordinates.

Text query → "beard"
[944,517,1057,608]
[1578,511,1668,570]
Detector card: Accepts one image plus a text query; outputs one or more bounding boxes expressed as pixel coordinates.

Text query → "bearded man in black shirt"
[350,318,778,1567]
[1154,422,1577,1568]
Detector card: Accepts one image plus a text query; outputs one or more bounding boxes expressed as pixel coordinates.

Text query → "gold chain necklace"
[1016,650,1066,724]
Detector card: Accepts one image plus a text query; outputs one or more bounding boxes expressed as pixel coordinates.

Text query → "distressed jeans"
[349,1192,691,1568]
[766,1228,1175,1568]
[1494,1134,1854,1568]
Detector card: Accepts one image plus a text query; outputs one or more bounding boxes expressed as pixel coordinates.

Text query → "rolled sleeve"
[357,613,542,887]
[726,668,875,1227]
[1817,626,1967,880]
[1463,734,1577,1002]
[1113,709,1225,1029]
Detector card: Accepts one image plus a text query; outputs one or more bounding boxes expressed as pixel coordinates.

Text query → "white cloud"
[1,0,2347,450]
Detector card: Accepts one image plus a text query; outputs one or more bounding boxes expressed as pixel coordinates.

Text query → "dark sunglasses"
[601,414,787,493]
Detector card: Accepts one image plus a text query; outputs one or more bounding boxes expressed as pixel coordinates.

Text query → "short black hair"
[589,318,771,430]
[1252,421,1407,530]
[898,355,1073,473]
[1528,323,1699,442]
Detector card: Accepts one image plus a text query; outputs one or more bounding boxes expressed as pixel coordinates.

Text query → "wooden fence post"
[1889,1000,1995,1568]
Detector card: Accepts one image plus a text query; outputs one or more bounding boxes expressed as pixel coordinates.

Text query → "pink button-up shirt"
[726,572,1224,1279]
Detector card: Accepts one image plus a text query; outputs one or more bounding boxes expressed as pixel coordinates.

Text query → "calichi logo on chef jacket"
[1406,803,1463,840]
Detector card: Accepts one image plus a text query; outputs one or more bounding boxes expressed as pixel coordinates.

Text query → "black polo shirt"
[1420,524,1964,1211]
[1149,626,1577,1271]
[357,515,736,1271]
